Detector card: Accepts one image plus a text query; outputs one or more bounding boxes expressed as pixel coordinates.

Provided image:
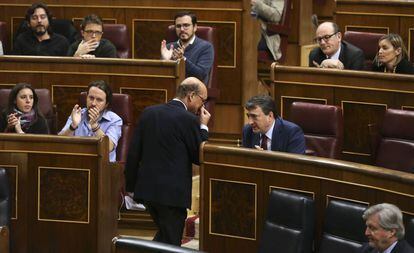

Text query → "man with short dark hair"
[13,2,69,56]
[359,203,414,253]
[161,11,214,85]
[125,77,211,246]
[67,14,117,58]
[309,21,364,70]
[59,80,122,162]
[242,95,305,154]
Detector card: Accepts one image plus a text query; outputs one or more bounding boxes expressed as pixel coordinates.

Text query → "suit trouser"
[145,201,187,246]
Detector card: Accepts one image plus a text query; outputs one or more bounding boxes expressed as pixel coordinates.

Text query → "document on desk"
[124,195,146,211]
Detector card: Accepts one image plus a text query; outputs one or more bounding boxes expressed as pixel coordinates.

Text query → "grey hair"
[175,81,201,99]
[362,203,405,239]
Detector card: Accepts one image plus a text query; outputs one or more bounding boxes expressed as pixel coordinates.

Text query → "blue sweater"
[169,36,214,85]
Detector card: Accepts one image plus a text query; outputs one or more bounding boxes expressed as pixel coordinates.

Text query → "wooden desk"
[0,56,184,130]
[199,143,414,253]
[335,0,414,60]
[270,65,414,163]
[0,134,119,253]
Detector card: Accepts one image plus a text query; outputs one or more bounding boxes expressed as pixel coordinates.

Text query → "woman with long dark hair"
[0,83,49,134]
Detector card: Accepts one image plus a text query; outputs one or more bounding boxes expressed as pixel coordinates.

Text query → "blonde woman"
[372,33,414,74]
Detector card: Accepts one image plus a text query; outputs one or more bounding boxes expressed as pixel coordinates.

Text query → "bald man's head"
[315,22,342,57]
[176,77,207,114]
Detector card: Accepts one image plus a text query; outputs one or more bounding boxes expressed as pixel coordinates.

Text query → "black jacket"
[124,100,208,208]
[358,240,414,253]
[309,40,365,70]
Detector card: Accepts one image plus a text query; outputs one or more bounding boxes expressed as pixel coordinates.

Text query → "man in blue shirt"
[161,11,214,85]
[59,80,122,162]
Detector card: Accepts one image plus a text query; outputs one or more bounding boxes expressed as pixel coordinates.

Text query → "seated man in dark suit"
[309,22,364,70]
[13,2,69,56]
[242,94,305,154]
[67,14,117,58]
[359,203,414,253]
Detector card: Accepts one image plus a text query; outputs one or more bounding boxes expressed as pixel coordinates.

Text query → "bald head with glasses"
[309,21,365,70]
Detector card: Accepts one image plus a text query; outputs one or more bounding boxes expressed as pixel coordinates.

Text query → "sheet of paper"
[124,195,146,211]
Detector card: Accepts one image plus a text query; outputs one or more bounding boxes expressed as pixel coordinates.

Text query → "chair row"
[289,102,414,173]
[0,20,131,58]
[259,189,414,253]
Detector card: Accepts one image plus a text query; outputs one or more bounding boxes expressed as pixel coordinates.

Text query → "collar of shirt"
[381,240,398,253]
[173,98,187,110]
[264,119,275,141]
[178,35,196,47]
[327,43,341,60]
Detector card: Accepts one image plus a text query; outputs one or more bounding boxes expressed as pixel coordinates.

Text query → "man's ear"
[337,32,342,41]
[268,111,274,119]
[193,23,197,32]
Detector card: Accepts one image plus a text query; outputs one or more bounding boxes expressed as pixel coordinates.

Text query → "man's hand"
[88,106,100,128]
[319,59,345,69]
[199,106,211,126]
[251,0,257,5]
[254,145,264,150]
[172,45,185,60]
[71,104,82,129]
[161,40,174,60]
[80,54,96,59]
[74,40,99,57]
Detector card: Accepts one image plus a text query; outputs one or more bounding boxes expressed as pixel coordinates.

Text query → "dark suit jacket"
[242,117,306,154]
[358,240,414,253]
[124,100,208,209]
[168,36,214,85]
[309,40,365,70]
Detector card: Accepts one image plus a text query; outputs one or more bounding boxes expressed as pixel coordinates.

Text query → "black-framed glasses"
[314,32,338,43]
[196,94,208,104]
[175,23,192,30]
[84,30,103,36]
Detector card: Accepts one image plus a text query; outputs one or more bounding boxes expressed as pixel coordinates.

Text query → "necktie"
[260,134,268,150]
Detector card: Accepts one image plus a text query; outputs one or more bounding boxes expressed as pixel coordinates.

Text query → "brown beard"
[32,25,47,36]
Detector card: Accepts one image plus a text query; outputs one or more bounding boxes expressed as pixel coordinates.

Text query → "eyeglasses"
[196,94,208,104]
[84,30,103,36]
[314,32,338,43]
[175,23,192,30]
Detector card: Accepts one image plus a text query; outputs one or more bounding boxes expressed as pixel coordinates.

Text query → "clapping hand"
[161,40,174,60]
[70,104,82,129]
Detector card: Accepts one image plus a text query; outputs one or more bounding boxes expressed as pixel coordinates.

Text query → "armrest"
[266,23,290,36]
[0,226,10,253]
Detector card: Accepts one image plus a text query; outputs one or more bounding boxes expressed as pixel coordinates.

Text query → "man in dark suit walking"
[309,21,364,70]
[242,95,305,154]
[359,203,414,253]
[124,77,210,246]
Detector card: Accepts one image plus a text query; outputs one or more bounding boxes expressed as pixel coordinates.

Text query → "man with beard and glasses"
[13,2,69,56]
[161,11,214,85]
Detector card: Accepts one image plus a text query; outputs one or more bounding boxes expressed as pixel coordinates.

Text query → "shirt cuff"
[200,124,209,132]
